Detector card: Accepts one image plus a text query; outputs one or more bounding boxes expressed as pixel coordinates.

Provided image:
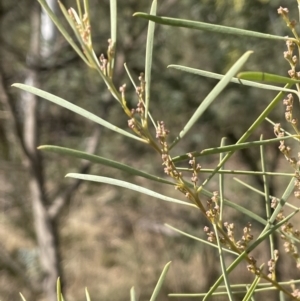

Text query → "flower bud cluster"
[220,221,253,251]
[125,74,148,135]
[188,153,201,187]
[133,73,146,118]
[99,53,108,74]
[99,40,116,78]
[274,122,298,169]
[278,7,298,40]
[156,122,183,184]
[294,174,300,199]
[291,283,300,298]
[281,225,300,266]
[278,7,300,86]
[223,222,235,244]
[107,39,115,62]
[284,40,298,77]
[246,256,260,275]
[206,191,220,223]
[204,226,216,243]
[204,205,253,253]
[68,8,92,47]
[275,209,300,269]
[271,197,278,209]
[267,250,279,280]
[283,94,297,126]
[236,222,254,251]
[274,120,300,199]
[277,7,290,22]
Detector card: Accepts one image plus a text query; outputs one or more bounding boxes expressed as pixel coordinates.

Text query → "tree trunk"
[22,3,60,301]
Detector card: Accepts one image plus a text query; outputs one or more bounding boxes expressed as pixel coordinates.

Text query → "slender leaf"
[168,65,298,96]
[260,135,275,258]
[109,0,117,75]
[83,0,89,23]
[130,287,136,301]
[133,13,293,42]
[144,0,157,125]
[172,132,298,162]
[43,146,291,227]
[242,274,261,301]
[19,293,27,301]
[57,278,63,301]
[213,224,234,301]
[38,145,174,185]
[165,224,239,256]
[219,138,226,221]
[65,174,197,208]
[169,292,244,297]
[169,280,300,297]
[279,291,286,301]
[76,0,83,19]
[85,288,91,301]
[234,177,295,205]
[199,83,293,189]
[12,84,144,142]
[170,51,253,149]
[110,0,117,45]
[262,177,295,234]
[124,63,138,90]
[237,72,300,84]
[182,168,293,177]
[149,262,171,301]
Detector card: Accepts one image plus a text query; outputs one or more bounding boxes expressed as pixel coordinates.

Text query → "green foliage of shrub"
[14,0,300,300]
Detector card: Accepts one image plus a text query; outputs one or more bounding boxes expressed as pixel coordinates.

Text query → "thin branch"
[0,72,29,159]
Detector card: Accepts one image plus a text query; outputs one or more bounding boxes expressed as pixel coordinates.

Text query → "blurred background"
[0,0,298,300]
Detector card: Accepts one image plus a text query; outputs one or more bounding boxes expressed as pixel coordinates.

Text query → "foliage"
[10,0,300,300]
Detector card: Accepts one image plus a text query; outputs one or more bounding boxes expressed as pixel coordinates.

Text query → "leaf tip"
[133,12,146,18]
[37,145,51,150]
[19,293,27,301]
